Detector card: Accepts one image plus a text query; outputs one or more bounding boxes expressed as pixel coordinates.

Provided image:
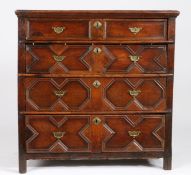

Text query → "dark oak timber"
[16,10,179,173]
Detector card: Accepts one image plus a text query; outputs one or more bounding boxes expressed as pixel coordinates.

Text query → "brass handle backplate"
[129,55,140,63]
[52,26,66,34]
[129,90,141,97]
[129,27,142,35]
[93,117,101,125]
[93,80,101,88]
[53,131,65,139]
[93,21,102,29]
[128,131,141,138]
[54,90,66,97]
[93,47,102,54]
[53,55,65,62]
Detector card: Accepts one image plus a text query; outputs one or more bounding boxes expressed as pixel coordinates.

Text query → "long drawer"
[22,77,167,112]
[25,114,165,153]
[26,19,167,41]
[25,44,167,74]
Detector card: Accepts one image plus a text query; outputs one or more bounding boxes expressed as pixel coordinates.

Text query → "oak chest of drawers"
[16,10,179,173]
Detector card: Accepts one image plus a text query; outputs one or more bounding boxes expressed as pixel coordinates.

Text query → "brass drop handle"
[53,131,65,139]
[53,55,65,62]
[93,21,102,29]
[129,90,141,97]
[93,47,102,54]
[128,131,141,138]
[54,90,66,97]
[129,27,142,35]
[93,117,102,125]
[93,80,101,88]
[52,26,66,34]
[129,55,140,63]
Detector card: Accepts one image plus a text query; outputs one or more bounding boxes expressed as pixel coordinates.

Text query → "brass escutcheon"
[93,47,102,54]
[54,90,66,97]
[53,55,65,62]
[93,80,101,88]
[129,55,140,63]
[129,90,141,97]
[93,21,102,29]
[129,27,142,35]
[53,131,65,139]
[52,26,66,34]
[128,131,141,138]
[93,117,101,125]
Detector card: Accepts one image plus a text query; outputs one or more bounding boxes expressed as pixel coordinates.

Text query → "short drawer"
[22,77,167,112]
[25,114,165,153]
[25,44,167,74]
[106,19,167,41]
[26,19,90,40]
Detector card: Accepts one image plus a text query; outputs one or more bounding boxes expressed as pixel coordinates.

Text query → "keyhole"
[93,117,101,125]
[93,80,101,88]
[95,48,98,53]
[93,47,102,54]
[94,21,102,29]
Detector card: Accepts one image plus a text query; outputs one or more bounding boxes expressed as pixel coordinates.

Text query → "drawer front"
[26,44,167,74]
[26,20,90,40]
[106,19,167,41]
[25,19,167,41]
[23,77,167,112]
[25,115,91,153]
[25,114,165,153]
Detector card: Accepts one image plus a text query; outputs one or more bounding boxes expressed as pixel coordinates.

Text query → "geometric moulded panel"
[104,78,166,111]
[25,115,91,153]
[102,115,165,152]
[26,78,90,111]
